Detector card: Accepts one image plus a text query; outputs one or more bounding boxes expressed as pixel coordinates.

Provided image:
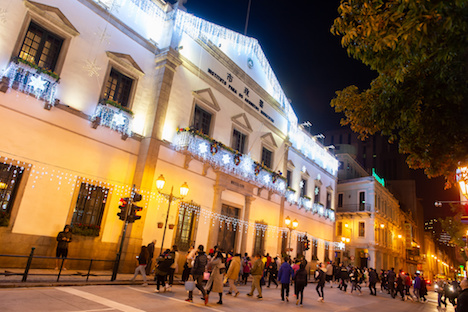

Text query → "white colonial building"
[335,153,413,272]
[0,0,339,271]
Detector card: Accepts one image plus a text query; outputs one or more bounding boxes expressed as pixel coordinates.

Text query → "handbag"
[203,272,211,280]
[185,280,196,291]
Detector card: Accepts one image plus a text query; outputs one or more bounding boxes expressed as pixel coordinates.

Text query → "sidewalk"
[0,268,178,288]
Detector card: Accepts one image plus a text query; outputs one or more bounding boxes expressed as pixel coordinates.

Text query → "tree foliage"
[331,0,468,184]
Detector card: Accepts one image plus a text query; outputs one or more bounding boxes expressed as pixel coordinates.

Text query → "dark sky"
[183,0,460,218]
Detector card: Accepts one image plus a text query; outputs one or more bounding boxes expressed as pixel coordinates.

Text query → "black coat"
[369,270,378,283]
[456,288,468,312]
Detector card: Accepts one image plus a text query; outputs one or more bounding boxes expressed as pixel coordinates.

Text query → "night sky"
[182,0,460,218]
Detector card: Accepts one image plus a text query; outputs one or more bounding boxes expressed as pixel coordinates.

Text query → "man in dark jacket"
[387,268,396,298]
[339,264,349,292]
[278,256,294,302]
[368,268,378,296]
[456,279,468,312]
[247,253,265,299]
[55,225,72,270]
[185,245,208,304]
[145,240,156,275]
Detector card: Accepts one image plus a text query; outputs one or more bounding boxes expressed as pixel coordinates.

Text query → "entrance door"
[217,204,239,252]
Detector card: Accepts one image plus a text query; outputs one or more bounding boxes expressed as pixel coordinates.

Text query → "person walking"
[242,256,251,285]
[154,252,171,292]
[456,279,468,312]
[205,251,226,304]
[295,262,308,305]
[185,245,208,305]
[326,261,333,288]
[436,278,447,310]
[55,225,72,270]
[130,245,149,286]
[247,253,264,299]
[404,273,413,301]
[182,245,195,282]
[315,262,326,302]
[350,267,362,295]
[387,268,396,298]
[267,257,278,288]
[420,275,428,302]
[413,272,421,301]
[339,263,349,292]
[225,253,241,297]
[368,268,378,296]
[278,256,294,302]
[380,269,388,293]
[166,245,179,291]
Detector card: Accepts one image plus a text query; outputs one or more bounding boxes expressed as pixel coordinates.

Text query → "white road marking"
[56,287,146,312]
[69,309,114,312]
[127,286,224,312]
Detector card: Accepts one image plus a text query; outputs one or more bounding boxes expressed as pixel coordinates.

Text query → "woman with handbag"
[205,251,226,304]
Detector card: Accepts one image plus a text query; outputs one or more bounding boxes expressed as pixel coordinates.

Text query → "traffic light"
[128,204,142,223]
[127,192,143,223]
[117,197,130,220]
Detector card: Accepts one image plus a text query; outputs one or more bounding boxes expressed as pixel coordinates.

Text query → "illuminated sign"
[372,168,385,187]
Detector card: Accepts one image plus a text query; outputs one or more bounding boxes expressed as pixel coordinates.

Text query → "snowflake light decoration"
[29,76,47,92]
[198,142,208,154]
[83,59,101,77]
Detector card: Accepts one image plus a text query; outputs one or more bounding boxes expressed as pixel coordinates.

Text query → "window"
[296,234,306,257]
[338,193,343,208]
[253,222,266,256]
[261,147,273,168]
[174,202,199,252]
[286,170,292,187]
[19,22,63,71]
[0,163,24,226]
[192,105,212,135]
[359,191,365,211]
[232,129,246,154]
[337,221,342,236]
[71,183,108,235]
[103,68,134,107]
[312,239,318,260]
[324,243,330,261]
[326,192,332,209]
[314,185,320,203]
[359,222,365,237]
[218,205,239,252]
[300,179,307,197]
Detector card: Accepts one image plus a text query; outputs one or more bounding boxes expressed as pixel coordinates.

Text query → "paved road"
[0,283,455,312]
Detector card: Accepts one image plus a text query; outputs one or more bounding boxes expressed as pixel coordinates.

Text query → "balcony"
[174,128,287,195]
[2,58,59,105]
[91,100,133,137]
[336,204,372,213]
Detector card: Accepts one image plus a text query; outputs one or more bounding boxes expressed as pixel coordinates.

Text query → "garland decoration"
[210,141,219,155]
[234,153,241,166]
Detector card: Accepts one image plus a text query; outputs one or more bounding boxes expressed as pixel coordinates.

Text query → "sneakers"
[247,293,253,297]
[257,296,263,299]
[216,301,223,305]
[142,283,148,287]
[234,292,239,297]
[185,298,193,302]
[317,297,322,302]
[321,298,324,302]
[226,292,232,295]
[155,289,160,293]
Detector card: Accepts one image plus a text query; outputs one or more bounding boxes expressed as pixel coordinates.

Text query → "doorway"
[217,204,239,252]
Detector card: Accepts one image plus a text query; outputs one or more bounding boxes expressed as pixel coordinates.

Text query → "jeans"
[131,265,147,282]
[281,283,290,300]
[316,283,324,298]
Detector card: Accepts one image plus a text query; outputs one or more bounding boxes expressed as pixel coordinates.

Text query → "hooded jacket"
[278,262,294,284]
[226,255,241,280]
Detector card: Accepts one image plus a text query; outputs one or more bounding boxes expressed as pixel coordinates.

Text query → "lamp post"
[156,174,189,255]
[285,216,298,256]
[457,166,468,198]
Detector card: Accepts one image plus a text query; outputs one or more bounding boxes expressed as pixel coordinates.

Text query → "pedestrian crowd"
[129,241,468,311]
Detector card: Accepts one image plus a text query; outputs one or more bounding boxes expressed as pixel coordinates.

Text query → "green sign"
[372,168,385,187]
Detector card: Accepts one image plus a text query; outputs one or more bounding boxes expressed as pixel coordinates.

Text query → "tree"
[330,0,468,184]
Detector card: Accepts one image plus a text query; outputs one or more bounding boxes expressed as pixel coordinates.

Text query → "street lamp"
[285,216,298,255]
[156,174,189,254]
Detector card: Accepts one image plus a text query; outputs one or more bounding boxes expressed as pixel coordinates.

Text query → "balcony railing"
[336,204,372,213]
[174,128,287,195]
[2,59,59,104]
[91,101,133,137]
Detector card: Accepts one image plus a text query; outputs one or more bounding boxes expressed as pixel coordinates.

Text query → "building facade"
[0,0,339,271]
